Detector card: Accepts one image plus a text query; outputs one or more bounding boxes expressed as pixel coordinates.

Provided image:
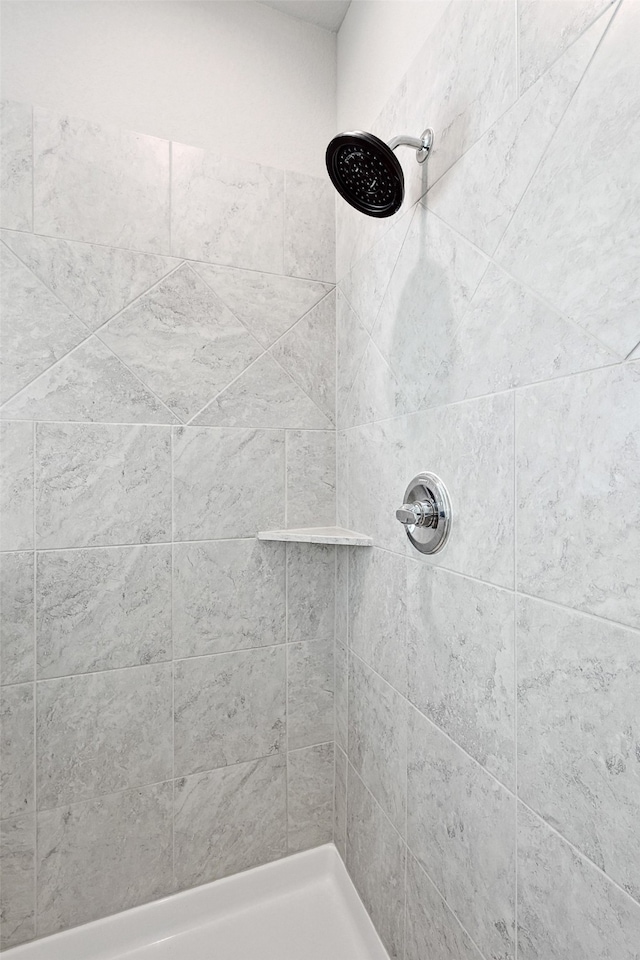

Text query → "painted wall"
[0,0,336,177]
[334,1,640,958]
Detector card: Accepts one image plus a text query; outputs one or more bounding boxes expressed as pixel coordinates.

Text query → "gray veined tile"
[1,230,178,329]
[0,814,35,949]
[173,538,285,659]
[518,0,615,92]
[271,291,336,424]
[341,338,412,430]
[37,545,172,678]
[284,171,335,283]
[286,430,335,528]
[630,342,640,361]
[171,142,284,273]
[36,422,171,549]
[0,683,34,820]
[288,640,334,751]
[287,742,334,853]
[0,552,34,685]
[36,663,172,809]
[516,364,640,628]
[0,421,33,551]
[334,745,347,859]
[172,426,284,540]
[192,261,333,349]
[336,428,349,529]
[33,108,170,253]
[0,100,32,231]
[286,543,335,643]
[336,289,369,419]
[518,596,640,902]
[0,244,88,404]
[191,353,331,429]
[427,12,614,257]
[0,337,179,423]
[335,641,348,753]
[406,853,483,960]
[37,783,173,938]
[497,1,640,357]
[517,803,640,960]
[347,417,407,555]
[101,263,262,422]
[174,647,286,776]
[174,756,286,889]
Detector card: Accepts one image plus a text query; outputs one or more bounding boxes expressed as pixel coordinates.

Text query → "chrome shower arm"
[387,128,434,164]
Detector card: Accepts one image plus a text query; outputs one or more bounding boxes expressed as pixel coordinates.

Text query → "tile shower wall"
[0,103,336,948]
[335,2,640,959]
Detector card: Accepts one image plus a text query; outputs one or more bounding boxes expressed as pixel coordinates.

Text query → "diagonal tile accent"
[0,337,178,424]
[341,339,412,430]
[0,244,88,404]
[100,263,262,422]
[191,261,333,349]
[336,289,369,417]
[191,353,330,429]
[1,230,178,330]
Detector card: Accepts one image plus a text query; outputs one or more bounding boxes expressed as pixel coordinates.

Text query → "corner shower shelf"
[258,526,373,546]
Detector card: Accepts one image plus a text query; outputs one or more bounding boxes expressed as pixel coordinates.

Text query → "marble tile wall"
[0,103,336,948]
[335,2,640,959]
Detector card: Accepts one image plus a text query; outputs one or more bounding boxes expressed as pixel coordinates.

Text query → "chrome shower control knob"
[396,473,452,555]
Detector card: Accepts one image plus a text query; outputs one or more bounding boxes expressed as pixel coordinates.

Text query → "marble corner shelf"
[257,526,373,547]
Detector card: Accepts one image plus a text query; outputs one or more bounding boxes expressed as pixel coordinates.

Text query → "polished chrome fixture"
[325,128,434,218]
[396,472,452,555]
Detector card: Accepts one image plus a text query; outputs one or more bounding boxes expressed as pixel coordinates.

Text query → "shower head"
[325,128,434,218]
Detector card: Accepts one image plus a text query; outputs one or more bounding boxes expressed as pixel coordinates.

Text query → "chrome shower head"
[325,128,433,218]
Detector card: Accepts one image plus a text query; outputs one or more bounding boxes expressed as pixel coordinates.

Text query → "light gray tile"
[101,264,262,422]
[0,244,88,404]
[174,756,286,888]
[37,782,173,937]
[334,744,347,860]
[287,742,334,853]
[271,292,336,424]
[174,647,286,776]
[286,430,335,528]
[406,853,483,960]
[193,261,333,349]
[335,545,348,643]
[0,101,32,232]
[408,707,516,960]
[518,0,615,91]
[335,640,348,752]
[408,391,515,588]
[341,338,412,430]
[347,417,407,554]
[346,767,405,960]
[284,172,335,283]
[0,552,33,684]
[1,230,177,329]
[33,109,170,253]
[171,143,284,272]
[348,654,406,834]
[192,353,331,429]
[517,803,640,960]
[0,683,34,819]
[287,543,335,642]
[36,423,171,549]
[37,545,171,678]
[407,563,515,788]
[349,547,407,695]
[0,421,33,551]
[336,288,369,418]
[173,539,285,659]
[336,428,349,529]
[37,663,172,809]
[518,596,640,901]
[516,364,640,627]
[0,814,35,949]
[497,2,640,356]
[172,426,284,541]
[1,337,178,424]
[288,640,334,751]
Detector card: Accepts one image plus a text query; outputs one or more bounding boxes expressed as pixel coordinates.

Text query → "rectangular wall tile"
[288,639,334,751]
[37,545,171,678]
[172,427,284,541]
[33,109,170,253]
[284,171,335,282]
[173,539,285,659]
[37,663,172,809]
[334,744,347,860]
[347,417,407,555]
[0,552,34,685]
[0,421,33,551]
[286,429,335,528]
[0,814,35,949]
[407,706,515,960]
[37,783,173,937]
[286,542,335,642]
[335,639,348,752]
[174,647,286,776]
[406,853,483,960]
[287,742,334,853]
[174,756,286,889]
[0,683,34,819]
[35,423,171,549]
[0,100,32,231]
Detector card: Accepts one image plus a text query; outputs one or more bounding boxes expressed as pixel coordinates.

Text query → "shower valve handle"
[396,500,437,528]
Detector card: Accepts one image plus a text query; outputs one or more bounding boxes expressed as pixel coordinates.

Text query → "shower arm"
[387,128,434,164]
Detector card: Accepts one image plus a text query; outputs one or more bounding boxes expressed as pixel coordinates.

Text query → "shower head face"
[326,132,404,218]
